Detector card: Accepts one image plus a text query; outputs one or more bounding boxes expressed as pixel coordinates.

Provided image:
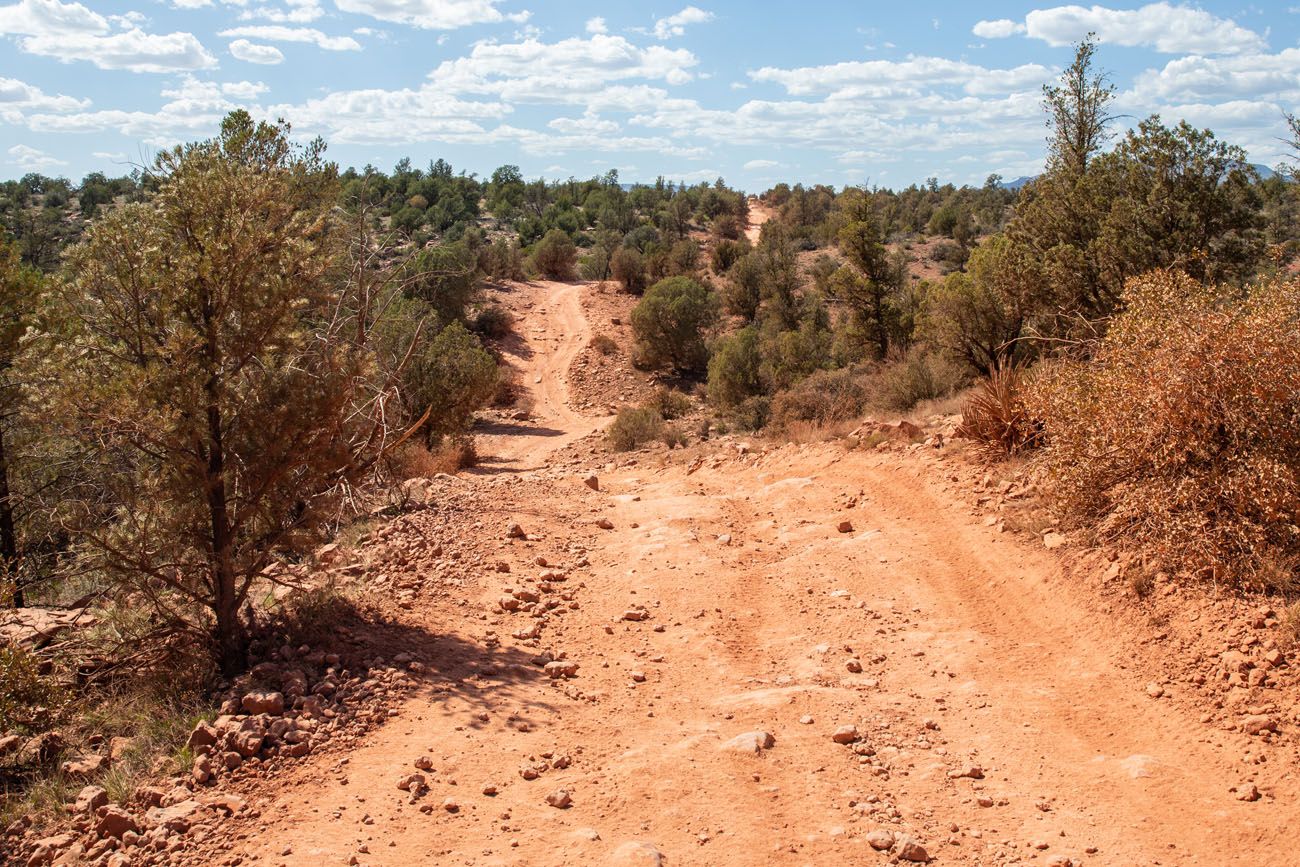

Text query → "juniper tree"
[48,112,384,672]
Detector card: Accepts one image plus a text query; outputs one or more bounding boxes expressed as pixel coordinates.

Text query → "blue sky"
[1,1,1298,190]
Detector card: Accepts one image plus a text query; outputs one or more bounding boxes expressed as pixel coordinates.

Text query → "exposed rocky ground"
[7,274,1300,867]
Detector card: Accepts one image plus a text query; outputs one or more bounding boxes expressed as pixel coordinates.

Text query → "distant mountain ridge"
[999,163,1278,191]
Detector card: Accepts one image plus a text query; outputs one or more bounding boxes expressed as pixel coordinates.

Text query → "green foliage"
[669,239,700,274]
[878,347,966,410]
[920,235,1035,373]
[1006,97,1264,333]
[0,237,45,606]
[478,237,524,282]
[610,246,647,294]
[403,242,477,325]
[757,307,834,393]
[606,406,665,452]
[710,238,749,274]
[631,276,720,374]
[473,304,514,339]
[532,228,577,280]
[579,246,610,281]
[48,111,376,672]
[647,387,692,420]
[722,253,762,320]
[377,307,498,443]
[0,643,66,733]
[707,326,763,410]
[1042,35,1116,176]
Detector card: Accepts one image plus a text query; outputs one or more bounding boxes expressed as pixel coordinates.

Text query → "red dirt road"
[193,278,1298,867]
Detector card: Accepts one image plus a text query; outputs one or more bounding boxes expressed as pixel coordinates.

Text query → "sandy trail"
[474,280,611,472]
[745,200,771,244]
[198,282,1298,867]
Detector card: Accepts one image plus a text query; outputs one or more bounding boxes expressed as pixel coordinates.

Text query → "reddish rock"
[72,785,108,814]
[60,754,107,779]
[241,691,284,715]
[94,806,139,840]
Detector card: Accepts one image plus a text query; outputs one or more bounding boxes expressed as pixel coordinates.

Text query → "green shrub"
[729,395,771,431]
[930,239,969,274]
[669,239,700,275]
[710,239,749,274]
[631,276,720,374]
[711,213,741,240]
[648,387,692,420]
[532,229,577,280]
[404,242,477,325]
[757,316,833,393]
[579,247,611,281]
[375,312,498,443]
[610,246,647,294]
[473,305,514,339]
[606,406,665,452]
[0,644,66,733]
[707,326,762,409]
[722,253,762,319]
[479,238,524,281]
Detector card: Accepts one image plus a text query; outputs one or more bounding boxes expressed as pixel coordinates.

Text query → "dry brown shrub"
[957,363,1040,459]
[769,367,870,432]
[1027,270,1300,591]
[589,334,618,356]
[393,439,477,478]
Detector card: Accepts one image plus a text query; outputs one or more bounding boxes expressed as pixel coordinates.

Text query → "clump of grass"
[662,425,688,449]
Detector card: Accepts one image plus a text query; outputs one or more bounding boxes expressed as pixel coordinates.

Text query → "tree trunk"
[0,421,20,608]
[206,399,243,675]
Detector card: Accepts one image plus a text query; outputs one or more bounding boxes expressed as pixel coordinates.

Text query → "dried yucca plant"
[957,362,1040,459]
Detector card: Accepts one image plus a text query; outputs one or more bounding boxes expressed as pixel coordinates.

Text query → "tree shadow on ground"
[282,593,555,733]
[471,420,565,440]
[493,329,533,363]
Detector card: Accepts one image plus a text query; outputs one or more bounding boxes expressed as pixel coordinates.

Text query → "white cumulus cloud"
[972,18,1026,39]
[218,25,361,50]
[1006,3,1266,54]
[0,0,106,36]
[20,28,218,73]
[229,38,285,63]
[585,16,606,35]
[333,0,530,30]
[427,34,699,102]
[7,143,66,170]
[652,5,713,39]
[0,76,89,114]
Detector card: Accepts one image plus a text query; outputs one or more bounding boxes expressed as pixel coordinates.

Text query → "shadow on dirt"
[471,420,565,440]
[279,593,555,733]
